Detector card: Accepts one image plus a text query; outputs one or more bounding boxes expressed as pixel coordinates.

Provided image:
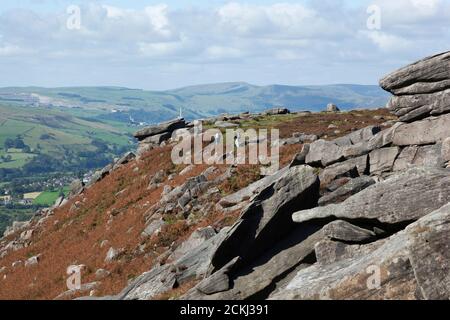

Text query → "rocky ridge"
[0,52,449,300]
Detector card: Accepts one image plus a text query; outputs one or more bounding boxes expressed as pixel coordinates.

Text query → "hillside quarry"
[0,51,449,300]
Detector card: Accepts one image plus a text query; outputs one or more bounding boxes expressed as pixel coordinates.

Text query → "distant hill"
[0,83,390,123]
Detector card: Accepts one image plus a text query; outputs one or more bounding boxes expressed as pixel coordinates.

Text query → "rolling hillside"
[0,103,135,172]
[0,83,390,124]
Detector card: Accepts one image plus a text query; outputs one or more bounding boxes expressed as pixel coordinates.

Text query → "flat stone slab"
[293,167,450,225]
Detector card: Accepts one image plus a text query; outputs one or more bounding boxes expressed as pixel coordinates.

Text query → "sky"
[0,0,449,90]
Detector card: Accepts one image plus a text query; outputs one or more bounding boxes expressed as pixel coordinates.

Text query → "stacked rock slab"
[133,118,186,156]
[380,51,450,123]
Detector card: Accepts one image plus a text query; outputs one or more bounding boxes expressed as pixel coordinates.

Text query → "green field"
[0,103,135,170]
[33,188,70,206]
[0,150,36,169]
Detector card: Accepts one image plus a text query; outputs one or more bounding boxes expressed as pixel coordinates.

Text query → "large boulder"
[133,118,186,141]
[306,140,344,167]
[209,165,320,273]
[326,103,340,112]
[293,167,450,225]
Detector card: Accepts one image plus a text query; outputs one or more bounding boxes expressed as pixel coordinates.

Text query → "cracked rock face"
[209,165,320,273]
[293,167,450,225]
[380,51,450,122]
[271,203,450,300]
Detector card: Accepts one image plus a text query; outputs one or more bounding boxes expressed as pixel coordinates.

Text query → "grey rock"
[141,219,165,238]
[105,247,122,263]
[318,176,375,206]
[289,144,310,167]
[25,255,40,267]
[118,264,177,300]
[392,113,450,146]
[148,169,167,189]
[387,89,450,122]
[305,126,381,167]
[114,152,136,168]
[369,147,400,175]
[442,137,450,164]
[345,126,381,145]
[293,167,450,225]
[162,185,172,195]
[217,166,289,211]
[214,121,239,128]
[306,140,344,167]
[95,269,111,280]
[326,103,340,112]
[194,257,239,295]
[3,221,29,238]
[380,51,450,95]
[140,132,172,145]
[393,144,443,172]
[292,133,318,142]
[210,165,320,273]
[116,227,229,299]
[264,107,290,115]
[273,203,450,300]
[185,220,374,300]
[174,227,230,284]
[320,220,376,243]
[136,143,154,157]
[179,165,194,176]
[407,204,450,299]
[178,190,192,208]
[55,282,100,300]
[319,155,368,186]
[19,229,34,242]
[68,179,84,198]
[314,239,382,265]
[326,177,352,192]
[134,118,186,141]
[168,226,217,262]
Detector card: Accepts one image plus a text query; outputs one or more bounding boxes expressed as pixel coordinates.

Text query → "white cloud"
[362,31,412,52]
[138,40,184,57]
[0,1,448,89]
[205,45,244,60]
[0,42,29,56]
